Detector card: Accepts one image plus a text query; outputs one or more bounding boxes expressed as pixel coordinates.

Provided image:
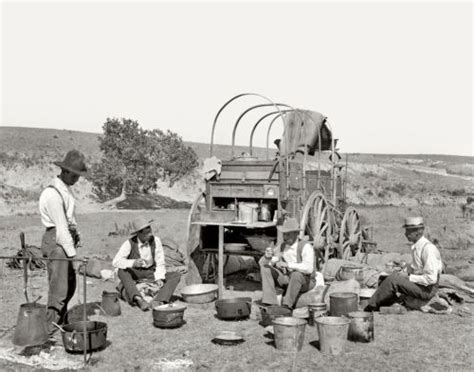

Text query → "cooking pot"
[215,297,252,320]
[61,321,107,353]
[337,265,365,285]
[153,304,186,328]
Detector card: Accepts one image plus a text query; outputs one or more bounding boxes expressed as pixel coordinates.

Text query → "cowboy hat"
[402,216,424,229]
[130,216,154,235]
[277,218,301,233]
[53,150,88,176]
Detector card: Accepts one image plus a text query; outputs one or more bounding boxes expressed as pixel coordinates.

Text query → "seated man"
[365,216,442,311]
[113,216,181,311]
[259,218,316,309]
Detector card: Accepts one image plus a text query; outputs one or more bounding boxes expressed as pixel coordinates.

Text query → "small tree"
[90,118,198,201]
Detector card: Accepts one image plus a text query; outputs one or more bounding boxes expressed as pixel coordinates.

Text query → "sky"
[1,1,473,156]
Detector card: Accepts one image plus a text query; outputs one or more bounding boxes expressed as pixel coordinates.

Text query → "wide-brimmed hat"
[130,216,154,235]
[53,150,88,176]
[402,216,424,229]
[277,218,301,233]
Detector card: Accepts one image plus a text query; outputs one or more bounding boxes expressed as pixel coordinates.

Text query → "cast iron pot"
[61,321,107,353]
[215,297,252,320]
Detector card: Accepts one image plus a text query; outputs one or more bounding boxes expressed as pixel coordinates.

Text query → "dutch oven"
[60,321,107,353]
[215,297,252,320]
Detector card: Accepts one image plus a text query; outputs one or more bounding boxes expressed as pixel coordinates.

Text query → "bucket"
[308,302,327,327]
[347,311,374,342]
[329,292,358,317]
[272,317,306,352]
[260,305,292,327]
[13,303,49,347]
[101,291,121,316]
[239,202,259,224]
[152,304,186,328]
[315,316,350,355]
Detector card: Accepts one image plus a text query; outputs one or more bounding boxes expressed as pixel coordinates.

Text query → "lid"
[214,331,244,342]
[153,303,187,312]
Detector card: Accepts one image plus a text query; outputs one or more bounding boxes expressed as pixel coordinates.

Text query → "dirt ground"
[0,206,473,371]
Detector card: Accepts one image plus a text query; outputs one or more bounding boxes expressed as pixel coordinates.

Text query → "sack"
[7,246,46,270]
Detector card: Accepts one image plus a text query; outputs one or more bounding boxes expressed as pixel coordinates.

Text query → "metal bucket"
[260,305,292,327]
[13,303,49,347]
[272,317,307,352]
[101,291,121,316]
[348,311,374,342]
[329,292,358,317]
[152,304,186,328]
[315,316,350,355]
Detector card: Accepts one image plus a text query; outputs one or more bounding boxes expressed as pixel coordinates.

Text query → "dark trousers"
[368,273,437,308]
[117,268,181,305]
[41,228,76,333]
[260,264,314,308]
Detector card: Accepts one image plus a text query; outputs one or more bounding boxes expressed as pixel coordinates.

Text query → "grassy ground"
[0,206,473,370]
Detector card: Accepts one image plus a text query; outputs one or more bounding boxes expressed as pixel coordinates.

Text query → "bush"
[90,118,199,201]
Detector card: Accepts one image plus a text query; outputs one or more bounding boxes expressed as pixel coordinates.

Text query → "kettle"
[258,204,272,222]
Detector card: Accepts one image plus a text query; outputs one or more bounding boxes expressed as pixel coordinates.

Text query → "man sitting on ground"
[113,216,181,311]
[259,218,316,309]
[365,216,443,311]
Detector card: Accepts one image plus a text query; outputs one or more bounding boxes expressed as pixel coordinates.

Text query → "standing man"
[366,217,443,311]
[259,218,316,309]
[39,150,87,334]
[113,216,181,311]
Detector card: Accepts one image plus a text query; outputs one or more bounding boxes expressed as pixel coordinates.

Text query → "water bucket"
[272,317,307,352]
[152,304,186,328]
[13,303,49,347]
[348,311,374,342]
[238,202,259,224]
[101,291,121,316]
[315,316,350,355]
[329,292,358,317]
[260,305,292,327]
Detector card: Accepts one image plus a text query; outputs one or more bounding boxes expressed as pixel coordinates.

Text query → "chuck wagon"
[188,93,375,297]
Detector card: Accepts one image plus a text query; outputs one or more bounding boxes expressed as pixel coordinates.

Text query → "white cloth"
[271,241,314,275]
[38,177,77,257]
[112,235,166,281]
[409,236,443,286]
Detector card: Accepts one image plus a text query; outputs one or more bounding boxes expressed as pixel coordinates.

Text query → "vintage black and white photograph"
[0,0,472,370]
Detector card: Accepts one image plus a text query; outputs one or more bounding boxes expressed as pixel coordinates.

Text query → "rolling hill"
[0,126,472,216]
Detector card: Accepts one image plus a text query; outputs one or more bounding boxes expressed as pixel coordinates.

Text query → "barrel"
[272,317,306,352]
[315,316,350,355]
[329,292,358,317]
[347,311,374,342]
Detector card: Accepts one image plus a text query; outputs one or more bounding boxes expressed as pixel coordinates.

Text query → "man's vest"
[279,240,316,280]
[128,236,156,268]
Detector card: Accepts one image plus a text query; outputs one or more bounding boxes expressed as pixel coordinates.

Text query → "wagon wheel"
[338,207,363,259]
[300,192,334,272]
